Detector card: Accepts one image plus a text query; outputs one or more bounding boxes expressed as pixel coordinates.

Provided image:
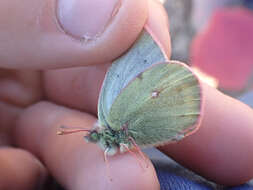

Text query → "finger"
[43,64,109,115]
[159,83,253,186]
[43,0,171,114]
[0,0,148,69]
[0,69,42,107]
[14,102,160,190]
[146,0,171,58]
[0,69,42,145]
[0,147,47,190]
[0,101,22,145]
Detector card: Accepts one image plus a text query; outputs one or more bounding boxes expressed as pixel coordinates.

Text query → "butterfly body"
[84,126,134,156]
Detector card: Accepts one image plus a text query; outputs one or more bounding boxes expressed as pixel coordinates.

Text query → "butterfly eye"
[85,131,100,143]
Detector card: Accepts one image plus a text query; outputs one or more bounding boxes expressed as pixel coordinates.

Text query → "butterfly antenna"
[129,137,149,168]
[57,126,91,135]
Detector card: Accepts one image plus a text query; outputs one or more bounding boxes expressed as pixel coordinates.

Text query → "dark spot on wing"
[151,90,160,98]
[137,72,143,80]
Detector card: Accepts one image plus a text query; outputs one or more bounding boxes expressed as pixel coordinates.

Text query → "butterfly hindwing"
[107,61,202,147]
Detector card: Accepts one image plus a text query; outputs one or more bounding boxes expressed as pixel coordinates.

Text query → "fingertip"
[159,83,253,186]
[102,153,160,190]
[14,101,160,190]
[146,0,171,59]
[1,0,148,69]
[69,150,160,190]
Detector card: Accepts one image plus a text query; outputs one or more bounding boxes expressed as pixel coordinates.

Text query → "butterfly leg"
[120,143,145,170]
[104,148,113,181]
[129,137,149,168]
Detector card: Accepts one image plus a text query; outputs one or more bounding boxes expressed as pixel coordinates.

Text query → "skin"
[0,0,253,189]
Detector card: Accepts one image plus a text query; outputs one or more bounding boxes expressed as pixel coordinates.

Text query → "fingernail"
[57,0,121,40]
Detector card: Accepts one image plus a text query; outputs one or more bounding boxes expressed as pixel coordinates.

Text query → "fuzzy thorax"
[84,128,133,156]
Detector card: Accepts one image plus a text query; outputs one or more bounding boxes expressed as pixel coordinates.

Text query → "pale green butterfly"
[58,29,202,158]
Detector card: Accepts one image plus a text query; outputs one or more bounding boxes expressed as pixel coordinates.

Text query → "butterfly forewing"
[98,30,166,127]
[107,61,202,147]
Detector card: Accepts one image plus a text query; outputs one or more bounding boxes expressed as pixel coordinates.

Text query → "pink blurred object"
[191,8,253,91]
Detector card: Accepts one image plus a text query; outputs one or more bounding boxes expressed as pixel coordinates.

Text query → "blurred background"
[164,0,253,106]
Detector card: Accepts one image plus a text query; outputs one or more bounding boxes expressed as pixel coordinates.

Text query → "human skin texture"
[1,0,253,189]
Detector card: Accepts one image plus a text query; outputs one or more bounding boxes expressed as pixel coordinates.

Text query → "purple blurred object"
[239,90,253,108]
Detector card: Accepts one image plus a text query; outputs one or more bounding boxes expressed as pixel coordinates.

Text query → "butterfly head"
[57,125,135,156]
[84,130,100,143]
[85,128,133,156]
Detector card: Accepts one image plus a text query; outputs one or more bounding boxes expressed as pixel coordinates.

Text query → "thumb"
[0,0,148,69]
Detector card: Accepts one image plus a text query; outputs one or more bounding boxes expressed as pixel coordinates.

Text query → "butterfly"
[58,29,202,159]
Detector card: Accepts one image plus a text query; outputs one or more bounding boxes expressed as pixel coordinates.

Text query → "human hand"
[1,0,253,189]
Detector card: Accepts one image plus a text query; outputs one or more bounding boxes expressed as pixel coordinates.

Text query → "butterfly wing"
[107,61,202,147]
[98,30,167,127]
